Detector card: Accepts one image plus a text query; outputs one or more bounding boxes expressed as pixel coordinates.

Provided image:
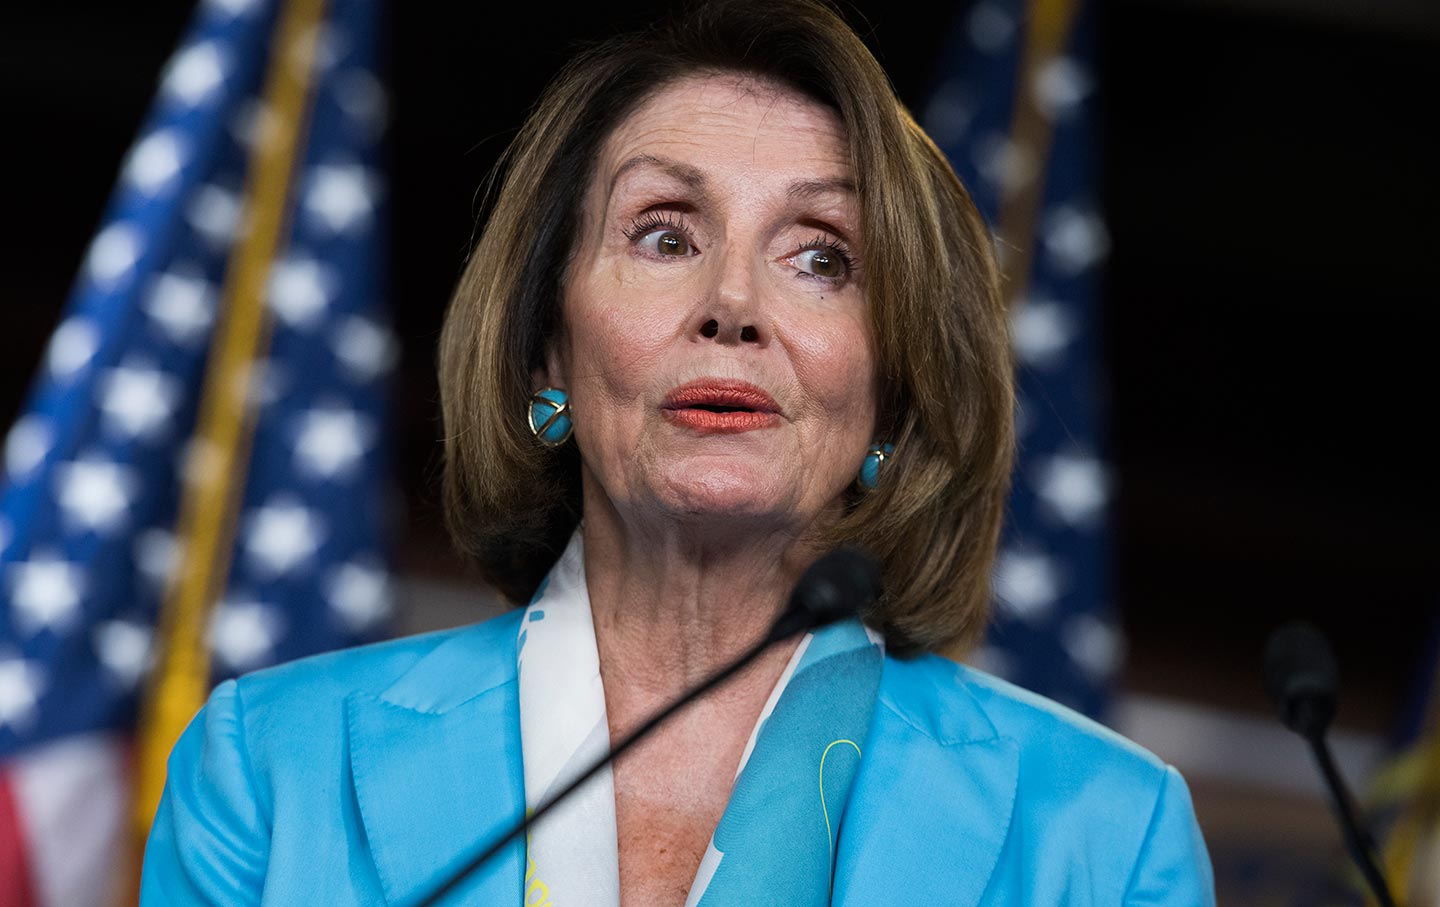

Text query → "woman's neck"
[577,493,827,730]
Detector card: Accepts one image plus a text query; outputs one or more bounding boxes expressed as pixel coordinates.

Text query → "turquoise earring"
[527,387,573,446]
[858,441,894,491]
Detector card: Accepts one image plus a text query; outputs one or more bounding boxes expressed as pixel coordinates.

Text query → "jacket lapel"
[346,611,527,907]
[833,654,1020,907]
[342,615,1020,907]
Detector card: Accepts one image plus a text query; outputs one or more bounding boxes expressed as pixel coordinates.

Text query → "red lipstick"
[661,379,781,434]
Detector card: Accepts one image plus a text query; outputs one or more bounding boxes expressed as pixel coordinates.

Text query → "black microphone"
[1262,621,1400,907]
[413,547,883,907]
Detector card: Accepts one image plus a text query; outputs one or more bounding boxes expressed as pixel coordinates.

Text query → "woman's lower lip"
[662,408,780,433]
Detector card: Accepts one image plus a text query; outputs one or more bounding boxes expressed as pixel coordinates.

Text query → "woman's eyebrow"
[607,154,855,208]
[608,154,709,204]
[786,177,856,201]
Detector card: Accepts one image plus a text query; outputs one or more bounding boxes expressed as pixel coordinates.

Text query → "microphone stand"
[1301,729,1398,907]
[1264,622,1402,907]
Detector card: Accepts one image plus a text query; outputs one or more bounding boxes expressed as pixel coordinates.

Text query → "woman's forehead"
[596,73,854,201]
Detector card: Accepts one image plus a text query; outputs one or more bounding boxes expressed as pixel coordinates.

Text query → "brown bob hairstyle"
[437,0,1015,656]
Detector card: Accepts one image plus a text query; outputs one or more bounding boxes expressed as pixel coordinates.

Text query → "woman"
[141,0,1215,904]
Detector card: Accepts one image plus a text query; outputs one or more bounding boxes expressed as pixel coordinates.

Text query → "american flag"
[924,0,1118,718]
[0,0,394,902]
[1367,618,1440,903]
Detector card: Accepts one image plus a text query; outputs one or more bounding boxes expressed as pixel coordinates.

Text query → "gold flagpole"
[129,0,330,870]
[995,0,1083,310]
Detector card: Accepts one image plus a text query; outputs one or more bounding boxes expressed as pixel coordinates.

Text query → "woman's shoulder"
[222,608,525,740]
[860,651,1214,902]
[145,612,528,903]
[878,649,1170,788]
[871,651,1213,895]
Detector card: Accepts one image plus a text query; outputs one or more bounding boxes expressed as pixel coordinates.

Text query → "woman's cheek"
[786,307,876,415]
[591,300,670,382]
[563,258,678,434]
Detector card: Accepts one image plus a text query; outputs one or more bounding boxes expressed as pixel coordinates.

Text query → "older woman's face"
[548,72,876,534]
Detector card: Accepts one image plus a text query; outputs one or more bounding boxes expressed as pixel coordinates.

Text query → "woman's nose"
[696,317,762,344]
[692,246,768,346]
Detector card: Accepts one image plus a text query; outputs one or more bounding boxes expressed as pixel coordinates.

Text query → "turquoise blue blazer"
[140,609,1216,905]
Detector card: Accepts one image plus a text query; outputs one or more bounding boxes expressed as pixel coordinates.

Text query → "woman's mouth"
[661,380,782,434]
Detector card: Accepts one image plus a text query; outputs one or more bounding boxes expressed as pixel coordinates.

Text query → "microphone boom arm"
[412,620,794,907]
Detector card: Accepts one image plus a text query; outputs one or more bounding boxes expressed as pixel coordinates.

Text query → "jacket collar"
[834,652,1020,907]
[346,609,527,907]
[345,612,1019,907]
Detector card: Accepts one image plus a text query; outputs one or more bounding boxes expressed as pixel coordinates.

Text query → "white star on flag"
[99,360,181,441]
[268,255,339,328]
[330,316,399,381]
[293,404,375,479]
[144,269,217,347]
[186,183,245,247]
[134,528,182,591]
[1041,205,1110,275]
[993,548,1063,622]
[1033,453,1109,527]
[324,559,392,632]
[93,619,155,690]
[207,598,284,670]
[162,41,227,107]
[5,415,52,480]
[968,2,1016,54]
[229,99,279,150]
[84,223,145,290]
[123,129,189,196]
[54,456,138,534]
[1062,613,1125,681]
[205,0,262,18]
[1011,299,1076,368]
[0,656,46,731]
[302,164,377,234]
[1033,56,1092,122]
[335,69,389,137]
[243,497,326,577]
[975,132,1037,194]
[302,22,349,74]
[45,317,101,381]
[921,79,976,147]
[6,552,86,636]
[232,357,290,411]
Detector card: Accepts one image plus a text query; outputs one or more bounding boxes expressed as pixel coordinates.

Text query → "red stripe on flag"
[0,769,37,907]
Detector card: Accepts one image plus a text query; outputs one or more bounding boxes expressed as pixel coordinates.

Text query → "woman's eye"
[640,229,693,256]
[795,247,849,280]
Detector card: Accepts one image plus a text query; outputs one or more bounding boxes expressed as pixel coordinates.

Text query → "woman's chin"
[650,462,799,525]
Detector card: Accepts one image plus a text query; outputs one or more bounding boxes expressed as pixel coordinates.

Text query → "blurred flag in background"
[924,0,1117,717]
[1367,619,1440,905]
[0,0,394,902]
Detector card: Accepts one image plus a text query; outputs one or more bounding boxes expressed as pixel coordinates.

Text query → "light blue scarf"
[516,533,884,906]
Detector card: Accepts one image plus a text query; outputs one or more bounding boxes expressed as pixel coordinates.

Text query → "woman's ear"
[534,335,567,391]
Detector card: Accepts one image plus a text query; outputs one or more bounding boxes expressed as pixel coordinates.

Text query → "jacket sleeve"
[1123,764,1217,906]
[139,679,270,906]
